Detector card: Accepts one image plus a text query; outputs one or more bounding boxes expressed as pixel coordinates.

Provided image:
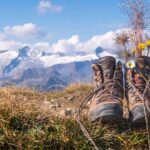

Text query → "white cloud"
[4,23,46,39]
[68,35,79,45]
[40,51,116,67]
[38,0,63,13]
[51,35,80,54]
[0,40,22,51]
[0,28,128,56]
[51,32,117,54]
[24,31,116,55]
[32,42,51,51]
[77,31,116,52]
[0,32,22,51]
[0,33,7,40]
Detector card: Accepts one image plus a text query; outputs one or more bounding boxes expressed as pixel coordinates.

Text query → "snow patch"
[40,51,116,67]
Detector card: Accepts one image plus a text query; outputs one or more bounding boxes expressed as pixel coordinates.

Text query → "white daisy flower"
[126,60,135,69]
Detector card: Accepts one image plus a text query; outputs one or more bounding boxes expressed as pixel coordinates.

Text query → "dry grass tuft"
[0,84,148,149]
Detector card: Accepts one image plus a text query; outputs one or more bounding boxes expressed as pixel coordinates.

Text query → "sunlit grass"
[0,84,148,150]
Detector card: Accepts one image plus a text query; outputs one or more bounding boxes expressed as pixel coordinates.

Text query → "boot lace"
[95,78,123,104]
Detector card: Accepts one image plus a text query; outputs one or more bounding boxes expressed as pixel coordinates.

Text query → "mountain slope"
[1,60,93,90]
[0,46,116,90]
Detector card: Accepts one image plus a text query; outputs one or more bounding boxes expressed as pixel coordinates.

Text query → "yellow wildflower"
[146,40,150,47]
[137,43,145,51]
[131,48,136,54]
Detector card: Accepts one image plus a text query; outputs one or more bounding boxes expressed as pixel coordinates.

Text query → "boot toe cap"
[130,104,150,126]
[89,103,123,123]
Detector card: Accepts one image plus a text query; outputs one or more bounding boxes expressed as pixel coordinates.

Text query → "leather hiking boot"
[126,56,150,125]
[89,56,124,123]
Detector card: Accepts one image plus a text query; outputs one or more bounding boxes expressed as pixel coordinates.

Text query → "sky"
[0,0,130,53]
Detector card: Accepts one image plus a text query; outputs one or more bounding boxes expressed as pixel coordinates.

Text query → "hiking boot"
[89,56,124,122]
[126,56,150,125]
[91,63,102,89]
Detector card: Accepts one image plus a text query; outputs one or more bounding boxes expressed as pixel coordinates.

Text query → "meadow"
[0,84,148,150]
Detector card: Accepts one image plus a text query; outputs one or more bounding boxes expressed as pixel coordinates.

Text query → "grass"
[0,84,149,150]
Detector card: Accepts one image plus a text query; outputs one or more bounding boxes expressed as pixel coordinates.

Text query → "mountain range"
[0,46,116,90]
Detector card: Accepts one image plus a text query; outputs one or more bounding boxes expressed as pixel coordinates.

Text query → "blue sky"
[0,0,126,42]
[1,0,140,54]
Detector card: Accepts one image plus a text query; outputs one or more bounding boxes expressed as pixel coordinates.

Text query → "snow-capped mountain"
[0,46,116,90]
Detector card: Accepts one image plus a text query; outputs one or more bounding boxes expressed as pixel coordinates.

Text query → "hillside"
[0,84,148,150]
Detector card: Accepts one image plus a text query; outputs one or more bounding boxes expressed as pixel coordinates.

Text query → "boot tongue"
[135,57,147,89]
[97,56,116,83]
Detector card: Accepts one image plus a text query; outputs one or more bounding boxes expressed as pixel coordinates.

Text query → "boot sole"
[89,103,123,123]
